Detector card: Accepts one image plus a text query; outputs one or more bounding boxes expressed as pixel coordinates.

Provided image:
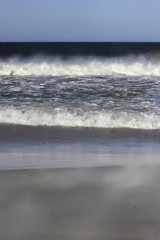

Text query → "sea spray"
[0,107,160,129]
[1,55,160,77]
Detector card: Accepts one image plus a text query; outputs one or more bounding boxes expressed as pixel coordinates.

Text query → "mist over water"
[1,54,160,76]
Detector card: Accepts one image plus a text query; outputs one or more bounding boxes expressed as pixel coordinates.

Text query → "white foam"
[1,55,160,77]
[0,107,160,129]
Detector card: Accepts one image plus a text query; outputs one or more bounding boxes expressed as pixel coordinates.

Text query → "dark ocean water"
[1,42,160,168]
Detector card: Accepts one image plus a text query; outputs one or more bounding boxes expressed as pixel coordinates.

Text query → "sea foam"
[0,107,160,129]
[0,54,160,77]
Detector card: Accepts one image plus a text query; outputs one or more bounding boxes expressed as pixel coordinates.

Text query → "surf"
[1,54,160,77]
[0,107,160,130]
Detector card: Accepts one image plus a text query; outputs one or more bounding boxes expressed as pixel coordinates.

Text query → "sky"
[0,0,160,42]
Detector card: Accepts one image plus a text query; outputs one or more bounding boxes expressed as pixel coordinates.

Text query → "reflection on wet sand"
[0,167,160,240]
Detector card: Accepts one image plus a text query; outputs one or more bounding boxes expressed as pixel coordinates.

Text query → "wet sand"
[0,167,160,240]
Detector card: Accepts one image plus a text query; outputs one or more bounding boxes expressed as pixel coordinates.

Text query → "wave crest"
[0,55,160,77]
[0,107,160,129]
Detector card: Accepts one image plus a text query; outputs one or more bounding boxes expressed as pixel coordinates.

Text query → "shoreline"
[1,130,160,169]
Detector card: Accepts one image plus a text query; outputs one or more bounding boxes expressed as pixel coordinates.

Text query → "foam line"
[0,107,160,129]
[1,55,160,77]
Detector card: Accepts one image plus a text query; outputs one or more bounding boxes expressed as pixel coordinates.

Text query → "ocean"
[1,42,160,169]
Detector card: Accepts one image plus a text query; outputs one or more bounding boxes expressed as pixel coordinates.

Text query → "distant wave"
[1,54,160,77]
[0,107,160,129]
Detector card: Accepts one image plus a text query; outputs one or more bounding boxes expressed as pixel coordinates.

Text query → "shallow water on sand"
[1,136,160,169]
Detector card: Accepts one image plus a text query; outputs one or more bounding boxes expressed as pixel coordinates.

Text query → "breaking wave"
[1,54,160,77]
[0,107,160,129]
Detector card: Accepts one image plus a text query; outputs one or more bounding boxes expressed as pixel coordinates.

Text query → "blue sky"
[0,0,159,42]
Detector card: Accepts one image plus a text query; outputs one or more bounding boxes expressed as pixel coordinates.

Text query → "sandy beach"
[0,166,160,240]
